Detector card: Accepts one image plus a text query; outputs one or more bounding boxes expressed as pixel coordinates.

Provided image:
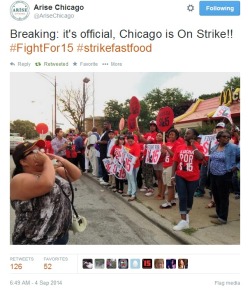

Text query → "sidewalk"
[83,173,240,245]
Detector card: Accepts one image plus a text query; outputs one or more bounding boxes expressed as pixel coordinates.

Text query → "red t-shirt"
[110,144,123,159]
[124,142,141,168]
[173,143,204,181]
[45,140,54,154]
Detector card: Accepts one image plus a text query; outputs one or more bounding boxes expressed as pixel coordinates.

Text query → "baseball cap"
[216,122,225,128]
[149,120,157,125]
[12,139,46,166]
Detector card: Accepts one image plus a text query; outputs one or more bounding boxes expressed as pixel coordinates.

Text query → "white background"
[2,0,249,293]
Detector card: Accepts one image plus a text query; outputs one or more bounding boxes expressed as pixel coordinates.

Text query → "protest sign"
[145,144,161,164]
[212,105,233,124]
[129,96,140,115]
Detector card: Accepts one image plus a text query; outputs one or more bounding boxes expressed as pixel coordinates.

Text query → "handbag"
[61,168,88,234]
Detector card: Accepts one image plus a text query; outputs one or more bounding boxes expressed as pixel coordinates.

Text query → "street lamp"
[82,77,90,131]
[37,73,57,134]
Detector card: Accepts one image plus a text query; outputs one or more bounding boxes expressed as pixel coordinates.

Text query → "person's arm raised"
[10,152,55,201]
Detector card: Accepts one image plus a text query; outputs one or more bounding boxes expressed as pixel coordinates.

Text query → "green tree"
[10,120,39,139]
[144,87,194,118]
[224,76,240,91]
[103,100,125,130]
[198,92,221,100]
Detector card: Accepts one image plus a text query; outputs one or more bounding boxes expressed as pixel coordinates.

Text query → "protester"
[122,135,141,201]
[107,130,117,188]
[51,127,68,157]
[208,130,240,225]
[65,133,78,166]
[171,128,204,231]
[74,132,87,172]
[10,140,81,245]
[97,121,112,185]
[84,131,93,173]
[160,128,181,208]
[152,132,165,199]
[137,120,158,196]
[87,128,99,177]
[44,135,54,154]
[110,135,126,194]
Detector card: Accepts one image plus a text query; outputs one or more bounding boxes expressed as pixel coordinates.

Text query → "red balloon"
[127,114,138,132]
[156,107,174,132]
[129,96,140,115]
[36,123,49,134]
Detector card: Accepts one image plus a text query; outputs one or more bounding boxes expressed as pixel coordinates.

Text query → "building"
[173,88,240,130]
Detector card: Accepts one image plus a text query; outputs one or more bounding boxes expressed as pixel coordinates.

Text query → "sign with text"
[156,106,174,132]
[145,144,161,164]
[129,96,140,115]
[122,146,136,174]
[200,134,217,156]
[127,114,138,132]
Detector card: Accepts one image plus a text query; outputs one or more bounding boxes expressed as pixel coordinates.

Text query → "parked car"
[10,133,24,153]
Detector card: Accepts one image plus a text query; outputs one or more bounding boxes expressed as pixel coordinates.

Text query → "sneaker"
[209,214,218,218]
[160,202,172,209]
[194,191,204,197]
[173,220,189,231]
[98,178,104,182]
[140,187,148,192]
[100,181,110,186]
[211,218,227,225]
[122,193,131,197]
[145,191,153,197]
[171,200,177,206]
[128,195,136,202]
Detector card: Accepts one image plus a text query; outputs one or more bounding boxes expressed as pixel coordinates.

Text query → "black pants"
[210,172,232,221]
[115,178,124,191]
[100,156,109,182]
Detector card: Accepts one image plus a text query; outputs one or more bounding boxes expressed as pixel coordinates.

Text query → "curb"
[81,173,204,245]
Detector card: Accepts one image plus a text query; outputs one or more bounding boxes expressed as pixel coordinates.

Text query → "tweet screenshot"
[3,0,246,293]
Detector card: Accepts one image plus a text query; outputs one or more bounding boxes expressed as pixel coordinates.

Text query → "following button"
[200,1,240,16]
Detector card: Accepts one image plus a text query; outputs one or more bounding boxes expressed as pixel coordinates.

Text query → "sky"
[10,72,239,132]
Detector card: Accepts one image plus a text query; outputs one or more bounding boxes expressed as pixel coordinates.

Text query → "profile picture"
[154,258,164,269]
[166,259,176,269]
[95,259,105,269]
[82,259,93,269]
[178,258,188,269]
[118,259,128,269]
[106,259,117,269]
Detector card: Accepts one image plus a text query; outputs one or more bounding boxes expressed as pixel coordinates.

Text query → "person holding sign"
[171,128,204,231]
[160,128,181,208]
[110,135,126,194]
[137,120,158,197]
[123,135,141,201]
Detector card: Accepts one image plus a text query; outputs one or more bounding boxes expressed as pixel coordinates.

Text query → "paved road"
[9,156,181,245]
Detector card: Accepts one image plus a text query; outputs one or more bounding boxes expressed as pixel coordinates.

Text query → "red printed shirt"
[173,143,204,181]
[124,142,141,168]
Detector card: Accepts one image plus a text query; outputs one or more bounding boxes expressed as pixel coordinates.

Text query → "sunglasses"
[23,148,45,157]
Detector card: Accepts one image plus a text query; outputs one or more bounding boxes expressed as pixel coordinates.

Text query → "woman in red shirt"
[171,128,204,231]
[122,135,141,201]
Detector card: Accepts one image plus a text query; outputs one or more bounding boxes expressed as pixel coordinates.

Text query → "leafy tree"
[57,87,90,132]
[224,76,240,91]
[10,120,39,139]
[103,100,125,130]
[144,87,194,119]
[198,92,221,100]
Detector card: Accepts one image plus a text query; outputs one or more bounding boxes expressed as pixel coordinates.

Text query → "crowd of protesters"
[11,120,240,243]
